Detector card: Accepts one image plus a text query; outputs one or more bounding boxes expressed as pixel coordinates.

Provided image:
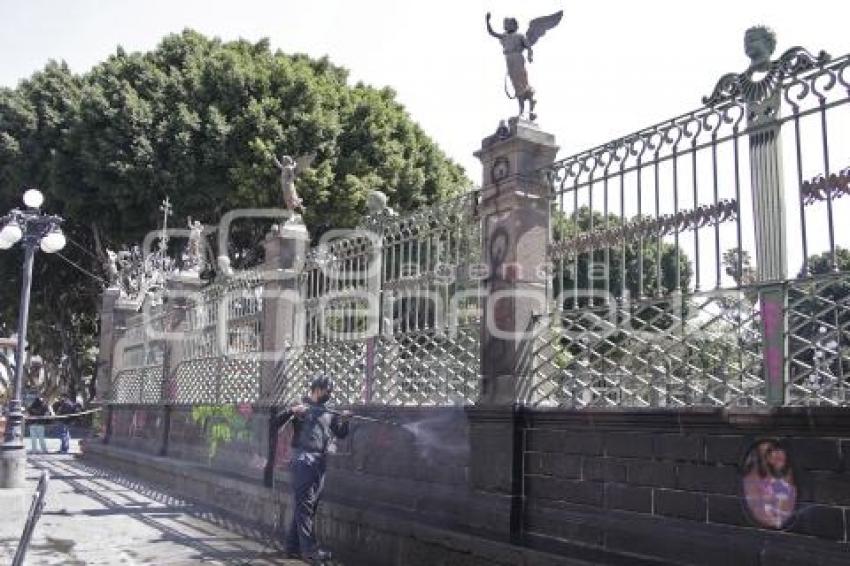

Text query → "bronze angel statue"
[486,10,563,121]
[272,153,316,214]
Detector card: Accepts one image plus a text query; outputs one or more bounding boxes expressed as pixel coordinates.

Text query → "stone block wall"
[106,405,166,455]
[93,404,850,565]
[108,404,271,482]
[521,408,850,565]
[167,404,270,482]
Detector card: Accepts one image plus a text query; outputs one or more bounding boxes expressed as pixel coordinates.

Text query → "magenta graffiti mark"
[762,299,782,334]
[760,296,784,387]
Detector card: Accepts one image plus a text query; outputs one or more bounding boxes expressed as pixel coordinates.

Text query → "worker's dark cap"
[309,373,334,393]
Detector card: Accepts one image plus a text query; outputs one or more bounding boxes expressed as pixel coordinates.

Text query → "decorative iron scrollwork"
[113,244,176,303]
[549,199,738,259]
[704,46,831,106]
[801,167,850,205]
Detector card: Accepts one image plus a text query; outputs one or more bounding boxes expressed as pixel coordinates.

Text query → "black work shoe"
[306,548,333,563]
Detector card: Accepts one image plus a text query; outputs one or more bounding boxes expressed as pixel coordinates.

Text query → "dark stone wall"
[109,404,270,482]
[276,406,511,540]
[107,405,165,455]
[95,404,850,565]
[167,404,269,482]
[521,408,850,565]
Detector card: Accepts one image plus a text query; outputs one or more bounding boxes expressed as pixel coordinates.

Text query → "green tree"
[0,30,468,401]
[551,207,693,307]
[789,247,850,386]
[546,207,694,388]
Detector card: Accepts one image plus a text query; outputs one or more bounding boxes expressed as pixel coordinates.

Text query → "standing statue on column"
[104,248,120,288]
[273,153,316,217]
[185,216,205,272]
[486,10,563,121]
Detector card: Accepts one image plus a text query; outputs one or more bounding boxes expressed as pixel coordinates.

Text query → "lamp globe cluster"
[0,189,65,252]
[0,187,66,489]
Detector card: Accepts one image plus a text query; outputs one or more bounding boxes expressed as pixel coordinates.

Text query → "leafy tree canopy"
[552,207,693,305]
[0,30,468,400]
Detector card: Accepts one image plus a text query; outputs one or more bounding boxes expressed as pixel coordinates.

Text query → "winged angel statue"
[486,10,563,121]
[272,153,316,215]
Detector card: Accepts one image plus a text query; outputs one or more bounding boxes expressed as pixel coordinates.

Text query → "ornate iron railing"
[120,313,166,370]
[266,322,480,407]
[108,191,482,407]
[787,273,850,405]
[531,45,850,407]
[103,40,850,410]
[110,365,165,404]
[165,356,261,404]
[270,191,483,406]
[182,271,265,359]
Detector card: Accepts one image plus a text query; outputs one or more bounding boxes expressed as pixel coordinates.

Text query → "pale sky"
[1,0,849,275]
[2,0,848,177]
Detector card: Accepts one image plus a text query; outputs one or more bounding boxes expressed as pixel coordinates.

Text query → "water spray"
[323,408,401,427]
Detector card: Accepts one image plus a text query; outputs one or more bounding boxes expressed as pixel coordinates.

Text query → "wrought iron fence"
[787,273,850,405]
[530,45,850,407]
[270,191,483,406]
[166,356,261,404]
[120,313,166,370]
[268,323,480,407]
[108,192,482,408]
[110,365,165,404]
[102,40,850,410]
[182,271,265,359]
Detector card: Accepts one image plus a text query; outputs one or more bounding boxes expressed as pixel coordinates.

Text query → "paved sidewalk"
[0,451,305,565]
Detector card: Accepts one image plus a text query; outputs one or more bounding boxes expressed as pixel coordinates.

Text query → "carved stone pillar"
[161,275,203,403]
[102,299,138,403]
[474,118,558,405]
[260,223,309,399]
[748,88,789,406]
[94,287,120,403]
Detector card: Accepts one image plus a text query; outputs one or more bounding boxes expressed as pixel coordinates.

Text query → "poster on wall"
[741,439,797,529]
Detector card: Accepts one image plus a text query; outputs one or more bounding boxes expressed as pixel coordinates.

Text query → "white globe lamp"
[22,189,44,209]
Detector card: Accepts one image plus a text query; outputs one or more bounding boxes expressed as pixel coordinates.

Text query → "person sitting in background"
[26,396,52,453]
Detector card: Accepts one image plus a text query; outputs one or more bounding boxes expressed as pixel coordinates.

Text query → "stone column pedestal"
[161,275,203,403]
[475,118,558,405]
[260,223,309,399]
[747,91,789,405]
[464,119,558,544]
[94,287,121,403]
[100,298,139,404]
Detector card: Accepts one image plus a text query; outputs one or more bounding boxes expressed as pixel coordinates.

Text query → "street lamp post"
[0,189,65,489]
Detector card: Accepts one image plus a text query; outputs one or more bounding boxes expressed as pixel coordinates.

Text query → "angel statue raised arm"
[184,216,206,273]
[486,10,563,121]
[272,152,316,216]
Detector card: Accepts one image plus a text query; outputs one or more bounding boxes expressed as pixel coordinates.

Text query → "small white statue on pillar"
[182,216,206,274]
[366,190,397,217]
[273,152,316,224]
[104,248,120,289]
